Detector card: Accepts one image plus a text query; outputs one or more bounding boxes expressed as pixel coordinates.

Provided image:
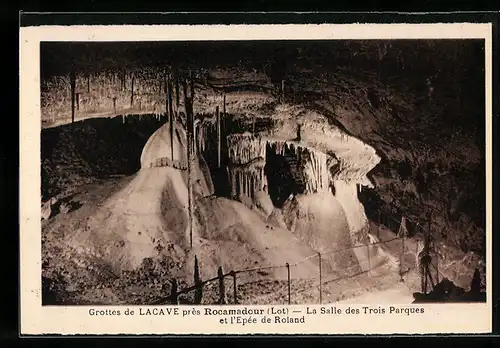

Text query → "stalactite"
[243,172,250,197]
[227,133,266,165]
[244,172,248,196]
[225,130,378,214]
[247,173,251,197]
[201,124,205,152]
[245,172,249,196]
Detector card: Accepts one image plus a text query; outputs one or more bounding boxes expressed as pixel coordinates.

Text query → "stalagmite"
[333,180,369,239]
[216,105,221,168]
[247,173,251,197]
[167,72,175,161]
[183,73,195,249]
[70,71,76,125]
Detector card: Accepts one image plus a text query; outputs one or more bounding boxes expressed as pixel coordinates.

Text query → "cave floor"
[42,170,418,305]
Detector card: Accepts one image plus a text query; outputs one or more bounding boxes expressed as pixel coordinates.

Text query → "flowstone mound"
[282,192,357,270]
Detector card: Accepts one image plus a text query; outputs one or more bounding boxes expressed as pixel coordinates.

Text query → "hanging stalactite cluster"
[227,132,267,165]
[196,120,219,155]
[230,160,267,199]
[224,133,371,203]
[301,147,330,194]
[226,132,267,199]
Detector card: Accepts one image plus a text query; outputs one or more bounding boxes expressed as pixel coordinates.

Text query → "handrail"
[235,264,288,275]
[151,235,404,305]
[320,236,400,258]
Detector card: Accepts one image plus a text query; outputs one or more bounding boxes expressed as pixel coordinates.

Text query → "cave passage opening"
[264,143,306,208]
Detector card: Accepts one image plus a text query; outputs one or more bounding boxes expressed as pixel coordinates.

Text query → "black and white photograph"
[38,37,488,308]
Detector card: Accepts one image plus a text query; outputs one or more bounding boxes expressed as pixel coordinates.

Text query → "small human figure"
[418,248,433,293]
[470,268,481,296]
[296,125,302,141]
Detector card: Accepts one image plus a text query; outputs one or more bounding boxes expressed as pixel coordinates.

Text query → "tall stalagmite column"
[130,73,135,108]
[70,71,76,124]
[165,69,169,121]
[183,70,196,249]
[190,72,196,155]
[166,72,175,161]
[174,68,180,113]
[216,105,221,168]
[222,93,226,166]
[223,93,226,134]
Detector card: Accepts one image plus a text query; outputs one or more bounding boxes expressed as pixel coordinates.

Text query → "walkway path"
[336,281,415,304]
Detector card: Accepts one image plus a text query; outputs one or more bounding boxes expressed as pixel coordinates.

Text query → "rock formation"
[224,126,380,245]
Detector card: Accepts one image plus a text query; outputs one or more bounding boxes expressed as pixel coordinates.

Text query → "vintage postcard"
[19,22,492,335]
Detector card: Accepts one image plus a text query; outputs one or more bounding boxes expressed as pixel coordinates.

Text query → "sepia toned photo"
[20,23,493,335]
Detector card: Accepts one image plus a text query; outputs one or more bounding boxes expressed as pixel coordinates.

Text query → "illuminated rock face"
[333,180,369,241]
[225,131,378,238]
[226,133,267,200]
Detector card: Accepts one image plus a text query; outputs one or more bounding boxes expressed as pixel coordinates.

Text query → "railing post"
[70,71,76,125]
[318,252,322,304]
[424,212,432,294]
[286,263,291,305]
[170,278,178,305]
[130,74,134,107]
[230,270,237,304]
[218,266,226,304]
[222,92,226,133]
[436,256,439,284]
[367,243,371,273]
[194,256,203,304]
[166,72,174,161]
[400,233,405,277]
[216,105,221,168]
[184,76,194,250]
